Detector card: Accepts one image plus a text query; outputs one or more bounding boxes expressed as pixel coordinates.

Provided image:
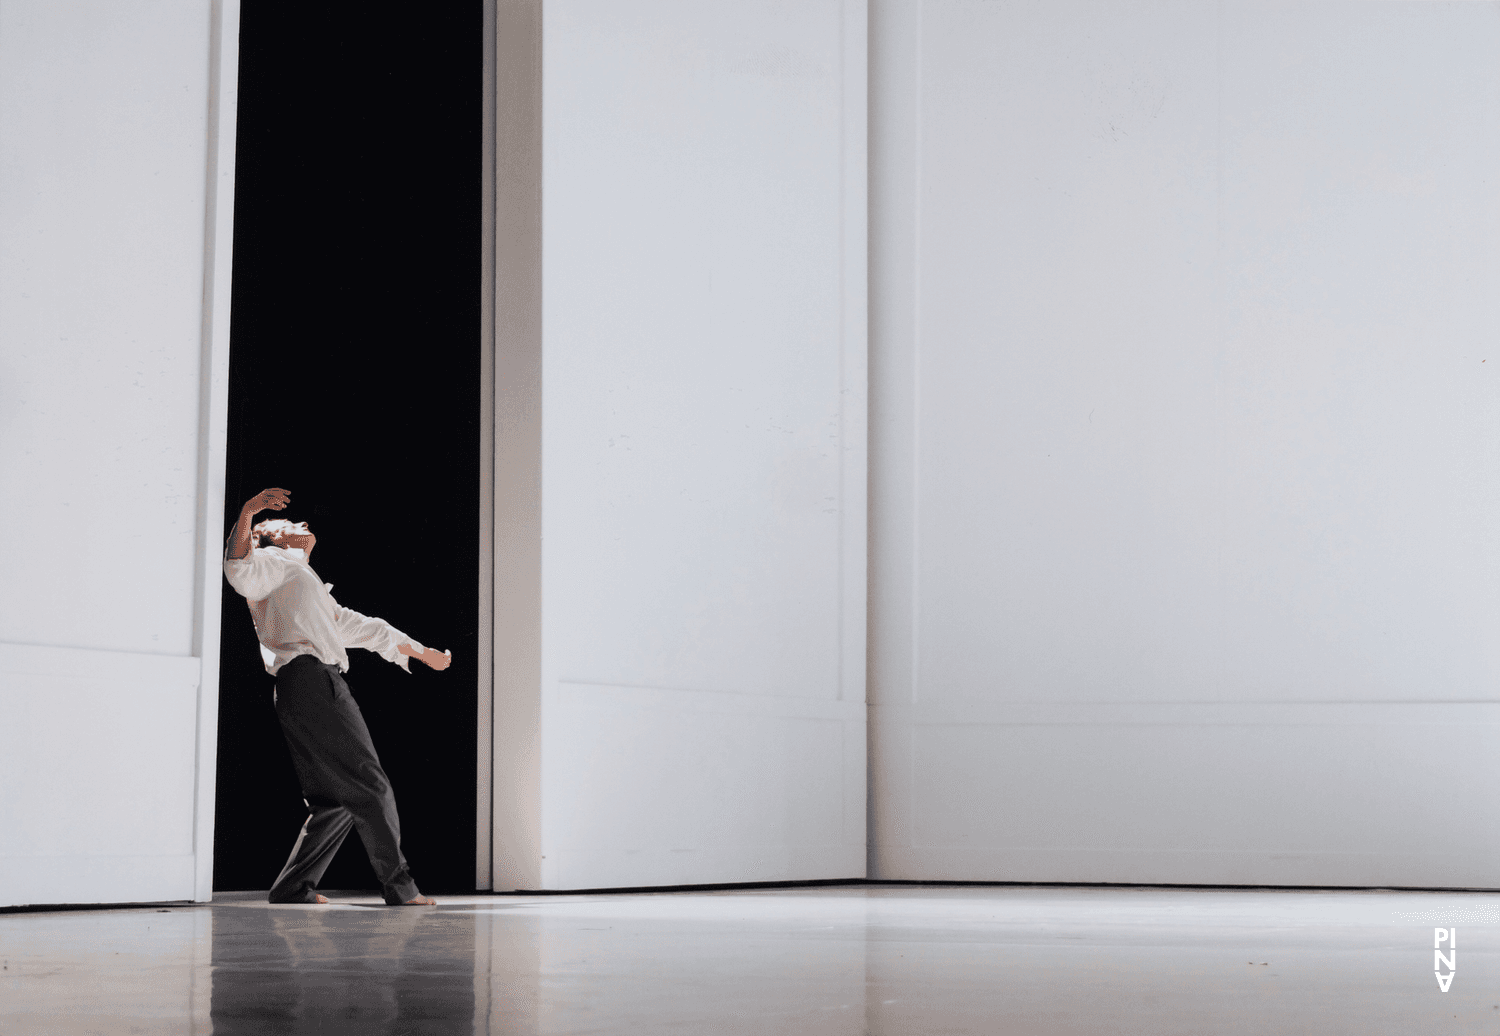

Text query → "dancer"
[224,486,451,906]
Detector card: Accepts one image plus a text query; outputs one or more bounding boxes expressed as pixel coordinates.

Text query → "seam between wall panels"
[910,0,923,713]
[907,0,924,852]
[838,0,847,702]
[192,0,241,903]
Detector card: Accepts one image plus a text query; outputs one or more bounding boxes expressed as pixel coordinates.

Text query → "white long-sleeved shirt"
[223,546,423,676]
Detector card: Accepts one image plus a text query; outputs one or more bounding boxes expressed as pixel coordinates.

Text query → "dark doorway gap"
[215,2,483,895]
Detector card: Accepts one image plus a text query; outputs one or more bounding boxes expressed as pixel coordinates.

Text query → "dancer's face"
[260,518,317,555]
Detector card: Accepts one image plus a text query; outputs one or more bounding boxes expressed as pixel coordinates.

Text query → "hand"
[243,487,290,518]
[399,643,453,671]
[418,648,452,672]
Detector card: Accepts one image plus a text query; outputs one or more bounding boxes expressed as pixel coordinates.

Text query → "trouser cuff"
[384,879,421,905]
[268,885,322,904]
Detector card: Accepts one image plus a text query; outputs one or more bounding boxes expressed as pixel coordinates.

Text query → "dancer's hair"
[251,517,298,549]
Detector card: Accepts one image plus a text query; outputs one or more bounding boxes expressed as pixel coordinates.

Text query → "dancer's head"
[252,517,316,557]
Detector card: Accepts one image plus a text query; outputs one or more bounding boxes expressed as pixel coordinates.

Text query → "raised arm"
[227,487,290,560]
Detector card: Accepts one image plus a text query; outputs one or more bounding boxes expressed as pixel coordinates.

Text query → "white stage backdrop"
[0,0,238,907]
[492,0,868,890]
[869,0,1500,886]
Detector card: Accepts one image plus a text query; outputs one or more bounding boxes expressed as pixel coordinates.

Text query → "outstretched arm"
[331,599,451,673]
[227,487,290,560]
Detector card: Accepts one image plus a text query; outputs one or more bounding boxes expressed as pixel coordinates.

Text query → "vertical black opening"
[215,3,483,895]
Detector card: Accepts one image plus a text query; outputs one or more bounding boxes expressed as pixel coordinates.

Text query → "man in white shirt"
[224,486,451,906]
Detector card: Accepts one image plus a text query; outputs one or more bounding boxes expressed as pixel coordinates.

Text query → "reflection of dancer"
[224,487,451,906]
[208,907,479,1035]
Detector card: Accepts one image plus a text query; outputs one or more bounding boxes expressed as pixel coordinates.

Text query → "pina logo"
[1435,928,1457,992]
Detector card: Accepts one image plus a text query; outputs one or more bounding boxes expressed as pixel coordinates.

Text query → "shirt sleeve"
[223,547,292,601]
[329,595,425,673]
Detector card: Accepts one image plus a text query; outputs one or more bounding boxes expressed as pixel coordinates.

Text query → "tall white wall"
[0,0,238,906]
[493,0,868,890]
[870,0,1500,886]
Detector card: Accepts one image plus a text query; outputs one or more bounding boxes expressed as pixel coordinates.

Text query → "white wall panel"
[543,0,861,703]
[494,0,867,889]
[0,645,202,904]
[544,685,864,889]
[871,0,1500,886]
[886,702,1500,887]
[0,0,212,655]
[0,0,238,907]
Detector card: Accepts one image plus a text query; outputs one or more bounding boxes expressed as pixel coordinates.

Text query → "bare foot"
[403,895,437,906]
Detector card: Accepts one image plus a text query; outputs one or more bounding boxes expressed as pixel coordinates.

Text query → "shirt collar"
[254,545,307,563]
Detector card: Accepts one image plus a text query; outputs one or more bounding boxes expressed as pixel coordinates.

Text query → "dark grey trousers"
[267,654,420,905]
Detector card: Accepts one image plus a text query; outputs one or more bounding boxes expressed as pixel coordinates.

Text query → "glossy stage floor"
[1,884,1493,1034]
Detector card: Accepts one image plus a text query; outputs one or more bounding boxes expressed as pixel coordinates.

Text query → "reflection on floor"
[2,884,1495,1034]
